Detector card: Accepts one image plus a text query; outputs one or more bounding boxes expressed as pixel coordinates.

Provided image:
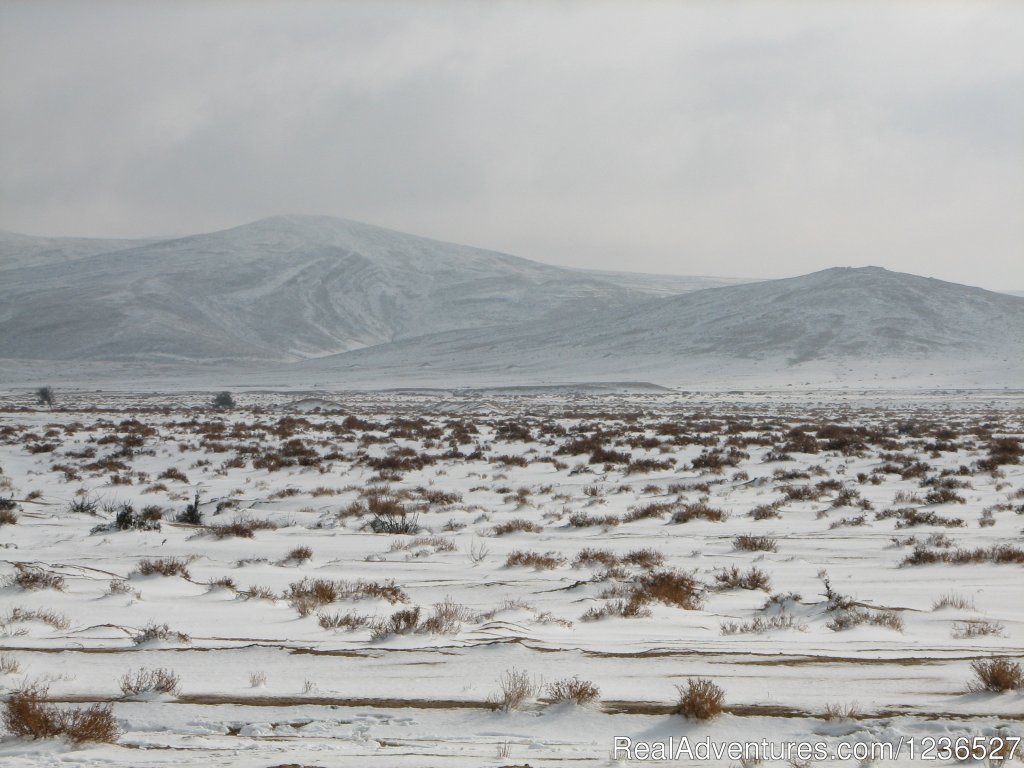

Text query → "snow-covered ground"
[0,389,1021,766]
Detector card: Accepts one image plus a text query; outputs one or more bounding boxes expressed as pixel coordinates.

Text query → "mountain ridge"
[0,215,744,363]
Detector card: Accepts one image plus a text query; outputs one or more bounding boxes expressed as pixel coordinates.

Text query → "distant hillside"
[0,215,741,363]
[301,267,1024,387]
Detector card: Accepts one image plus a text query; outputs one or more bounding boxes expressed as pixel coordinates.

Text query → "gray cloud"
[1,0,1022,288]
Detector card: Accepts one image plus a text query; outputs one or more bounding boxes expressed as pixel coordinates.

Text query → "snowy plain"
[0,388,1021,766]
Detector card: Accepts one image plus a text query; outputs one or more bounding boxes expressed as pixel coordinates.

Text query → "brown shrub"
[634,570,703,609]
[317,611,371,630]
[624,502,675,522]
[207,516,277,539]
[286,577,409,616]
[133,557,190,578]
[9,567,65,591]
[489,668,539,711]
[133,622,190,645]
[573,548,620,568]
[505,550,564,570]
[370,607,422,640]
[733,534,778,552]
[546,676,600,705]
[3,682,119,743]
[493,518,543,536]
[671,502,728,523]
[621,548,665,569]
[969,658,1023,693]
[675,678,725,721]
[567,512,620,528]
[714,565,772,592]
[157,467,189,483]
[284,545,313,563]
[119,667,181,697]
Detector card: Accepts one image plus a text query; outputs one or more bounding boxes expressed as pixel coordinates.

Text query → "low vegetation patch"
[675,678,725,721]
[3,682,119,743]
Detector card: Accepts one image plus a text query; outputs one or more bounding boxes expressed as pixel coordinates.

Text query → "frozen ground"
[0,389,1021,766]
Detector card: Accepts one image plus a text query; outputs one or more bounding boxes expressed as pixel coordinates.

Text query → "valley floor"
[0,389,1021,766]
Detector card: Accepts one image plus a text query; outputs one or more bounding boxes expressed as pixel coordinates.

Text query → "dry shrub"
[388,536,456,553]
[3,682,119,743]
[720,613,805,635]
[545,676,600,705]
[493,518,543,536]
[827,607,904,632]
[624,502,674,522]
[902,545,1024,566]
[208,516,277,539]
[245,584,276,601]
[573,548,620,568]
[621,548,665,569]
[119,667,181,697]
[2,606,70,630]
[675,678,725,721]
[370,607,421,640]
[635,570,703,609]
[9,567,65,591]
[0,508,16,525]
[505,550,564,570]
[287,577,409,616]
[158,467,189,483]
[317,611,371,630]
[733,534,778,552]
[932,592,976,611]
[284,545,313,563]
[671,502,728,523]
[489,668,540,711]
[821,702,860,721]
[133,557,190,578]
[969,658,1023,693]
[567,512,621,528]
[953,620,1004,638]
[751,504,782,520]
[133,622,190,645]
[420,597,473,634]
[714,566,772,592]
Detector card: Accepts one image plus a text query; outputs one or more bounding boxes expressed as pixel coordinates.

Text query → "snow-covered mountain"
[0,215,741,363]
[300,267,1024,387]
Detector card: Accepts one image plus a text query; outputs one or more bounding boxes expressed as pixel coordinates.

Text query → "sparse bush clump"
[119,667,181,697]
[8,567,65,592]
[932,592,976,611]
[133,557,191,579]
[284,545,313,564]
[545,676,600,705]
[489,668,540,711]
[370,607,422,640]
[3,682,118,743]
[713,565,772,592]
[286,577,409,616]
[675,678,725,721]
[493,518,543,535]
[207,516,277,539]
[505,550,564,570]
[671,502,728,523]
[969,658,1023,693]
[733,534,778,552]
[133,622,190,645]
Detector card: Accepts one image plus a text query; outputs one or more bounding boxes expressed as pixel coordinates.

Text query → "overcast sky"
[1,1,1022,289]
